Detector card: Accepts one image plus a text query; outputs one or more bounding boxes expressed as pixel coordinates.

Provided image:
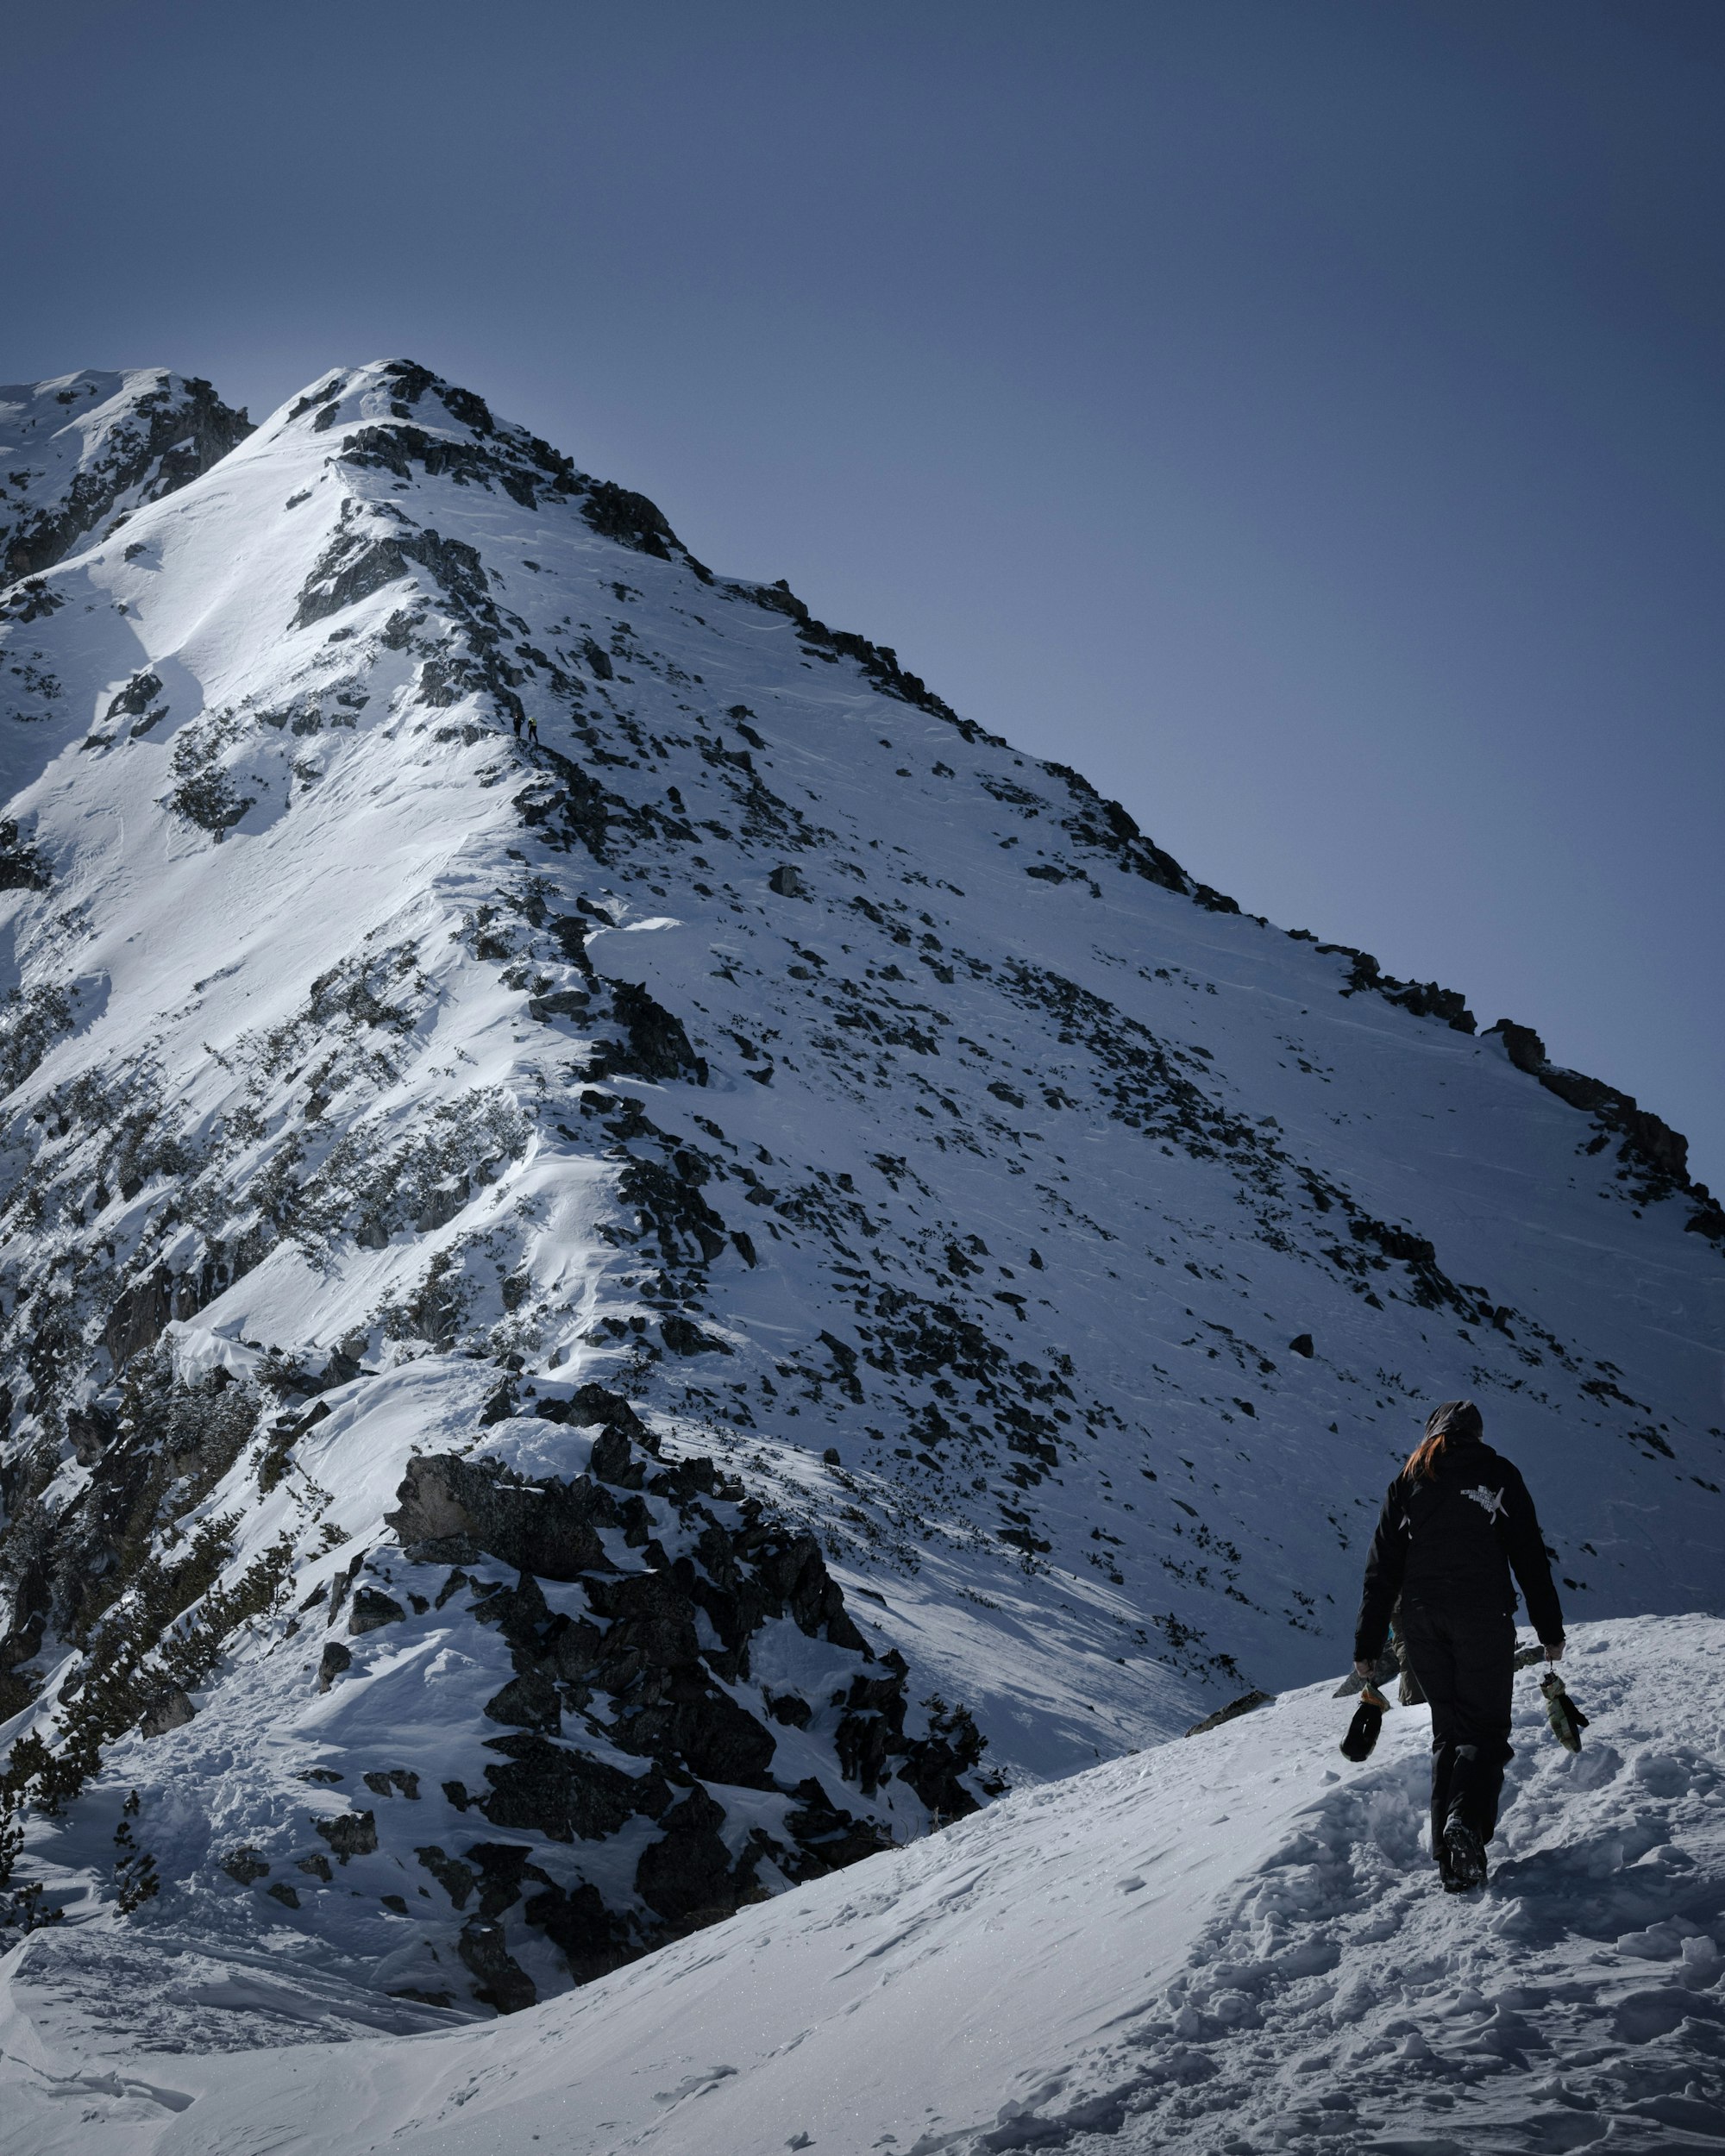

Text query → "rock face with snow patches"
[0,358,1720,2020]
[0,369,253,583]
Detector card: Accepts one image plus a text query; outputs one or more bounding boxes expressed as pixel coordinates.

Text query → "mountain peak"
[259,355,715,586]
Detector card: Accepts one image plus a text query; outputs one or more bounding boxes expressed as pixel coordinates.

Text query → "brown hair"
[1404,1398,1483,1481]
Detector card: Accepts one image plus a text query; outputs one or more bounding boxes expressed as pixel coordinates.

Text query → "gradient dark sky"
[8,1,1722,1188]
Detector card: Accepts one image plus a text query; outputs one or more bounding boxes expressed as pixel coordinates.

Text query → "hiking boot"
[1442,1819,1488,1891]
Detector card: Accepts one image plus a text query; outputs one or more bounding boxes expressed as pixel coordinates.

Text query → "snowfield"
[2,1615,1721,2155]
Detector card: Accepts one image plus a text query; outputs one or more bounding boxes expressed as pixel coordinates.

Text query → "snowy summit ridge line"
[0,357,1719,2029]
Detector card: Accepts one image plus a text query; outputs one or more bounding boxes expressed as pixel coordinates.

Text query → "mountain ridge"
[9,359,1709,1232]
[0,355,1718,2019]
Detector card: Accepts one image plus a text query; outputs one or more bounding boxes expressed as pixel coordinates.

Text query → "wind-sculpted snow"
[1,1618,1719,2153]
[0,359,1720,2027]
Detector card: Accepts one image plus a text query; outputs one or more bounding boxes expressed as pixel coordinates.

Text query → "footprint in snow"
[653,2065,739,2104]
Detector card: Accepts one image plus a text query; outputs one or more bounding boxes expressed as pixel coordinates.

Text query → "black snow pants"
[1398,1600,1515,1852]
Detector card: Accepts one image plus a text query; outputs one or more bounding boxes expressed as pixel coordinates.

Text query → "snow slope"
[0,357,1721,2021]
[3,1615,1721,2155]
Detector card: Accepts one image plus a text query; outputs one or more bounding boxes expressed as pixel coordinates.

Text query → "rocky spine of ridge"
[1283,950,1720,1234]
[1485,1020,1724,1240]
[0,370,254,582]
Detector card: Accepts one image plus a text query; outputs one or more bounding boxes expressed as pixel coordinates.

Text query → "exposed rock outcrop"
[1487,1020,1725,1237]
[366,1384,994,2004]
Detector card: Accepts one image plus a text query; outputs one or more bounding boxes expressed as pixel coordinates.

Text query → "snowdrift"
[3,1615,1721,2154]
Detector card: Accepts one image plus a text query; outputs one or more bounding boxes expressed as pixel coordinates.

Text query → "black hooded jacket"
[1354,1432,1564,1662]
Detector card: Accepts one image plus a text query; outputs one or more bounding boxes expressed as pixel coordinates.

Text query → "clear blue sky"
[8,1,1722,1190]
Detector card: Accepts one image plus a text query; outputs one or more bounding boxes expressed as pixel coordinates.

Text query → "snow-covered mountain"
[0,358,1720,2024]
[3,1615,1721,2154]
[0,370,253,583]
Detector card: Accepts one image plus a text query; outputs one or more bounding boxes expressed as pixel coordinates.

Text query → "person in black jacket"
[1352,1399,1565,1891]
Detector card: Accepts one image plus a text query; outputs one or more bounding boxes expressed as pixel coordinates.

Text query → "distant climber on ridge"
[1352,1399,1565,1892]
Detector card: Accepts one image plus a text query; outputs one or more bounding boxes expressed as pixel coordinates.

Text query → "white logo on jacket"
[1462,1483,1506,1520]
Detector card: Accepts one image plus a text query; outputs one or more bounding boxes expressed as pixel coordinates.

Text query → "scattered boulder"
[317,1642,352,1692]
[457,1915,536,2015]
[1185,1689,1276,1739]
[386,1453,611,1579]
[139,1685,196,1737]
[348,1586,406,1636]
[314,1810,378,1862]
[634,1784,737,1929]
[361,1769,421,1800]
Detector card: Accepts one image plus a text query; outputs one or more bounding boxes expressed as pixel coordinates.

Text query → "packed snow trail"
[2,1616,1719,2154]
